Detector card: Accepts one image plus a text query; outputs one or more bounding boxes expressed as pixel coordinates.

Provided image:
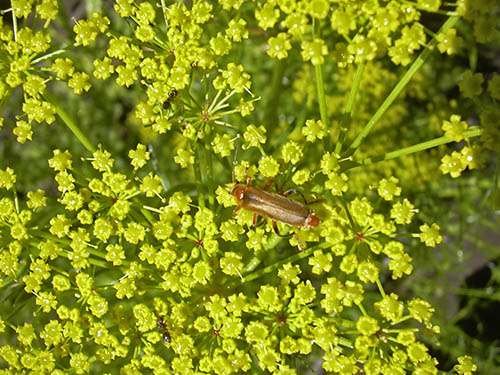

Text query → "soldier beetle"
[231,168,321,249]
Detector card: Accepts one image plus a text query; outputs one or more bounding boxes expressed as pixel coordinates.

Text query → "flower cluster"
[0,146,449,374]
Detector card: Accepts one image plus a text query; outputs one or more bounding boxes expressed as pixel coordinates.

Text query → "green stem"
[315,63,330,151]
[12,184,19,214]
[139,207,155,226]
[32,49,67,64]
[391,315,412,325]
[142,205,163,214]
[493,152,500,189]
[242,256,262,273]
[204,127,215,210]
[376,279,386,298]
[193,141,205,209]
[207,89,223,113]
[164,183,197,197]
[341,198,356,230]
[31,230,111,268]
[43,91,96,154]
[242,241,331,283]
[264,59,285,129]
[335,62,365,154]
[152,35,170,51]
[341,127,482,171]
[210,90,238,114]
[12,9,18,42]
[147,143,169,192]
[453,287,500,302]
[311,18,330,151]
[463,233,500,257]
[160,0,169,28]
[337,336,354,349]
[356,302,368,316]
[212,109,239,117]
[343,15,460,157]
[56,0,75,35]
[123,190,143,201]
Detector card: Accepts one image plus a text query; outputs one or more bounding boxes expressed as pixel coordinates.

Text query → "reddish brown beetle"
[231,171,321,248]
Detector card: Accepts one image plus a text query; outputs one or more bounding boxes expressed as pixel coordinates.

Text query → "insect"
[231,170,321,249]
[157,317,171,343]
[163,89,178,110]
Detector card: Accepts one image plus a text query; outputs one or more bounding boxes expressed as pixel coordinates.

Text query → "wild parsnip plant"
[0,0,499,374]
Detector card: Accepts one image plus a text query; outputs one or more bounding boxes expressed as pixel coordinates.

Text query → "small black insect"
[163,89,178,110]
[158,317,171,343]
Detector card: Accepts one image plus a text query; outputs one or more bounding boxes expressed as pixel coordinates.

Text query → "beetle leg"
[252,213,258,227]
[272,221,305,250]
[232,205,241,218]
[294,233,305,251]
[272,221,281,236]
[244,167,251,187]
[263,179,274,191]
[272,221,290,237]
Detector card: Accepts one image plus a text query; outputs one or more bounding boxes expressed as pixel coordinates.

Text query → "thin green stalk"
[211,100,233,114]
[204,128,215,210]
[356,302,368,316]
[12,184,19,214]
[193,141,205,209]
[340,198,356,230]
[152,35,170,51]
[84,0,103,17]
[142,205,163,214]
[207,89,223,112]
[463,233,500,257]
[208,89,230,113]
[311,18,331,151]
[242,256,262,274]
[212,109,239,117]
[164,183,197,197]
[43,91,96,154]
[343,15,460,157]
[376,279,386,298]
[493,152,500,188]
[32,230,110,268]
[11,9,18,42]
[147,143,169,192]
[242,241,332,283]
[140,207,155,226]
[315,63,330,151]
[341,127,482,172]
[433,10,459,16]
[335,62,365,154]
[5,295,35,323]
[264,59,285,129]
[448,302,476,326]
[454,287,500,302]
[67,252,109,268]
[56,0,75,35]
[337,337,354,349]
[159,0,169,28]
[32,49,67,64]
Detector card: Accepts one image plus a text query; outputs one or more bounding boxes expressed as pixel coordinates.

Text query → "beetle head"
[231,184,247,202]
[304,211,321,228]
